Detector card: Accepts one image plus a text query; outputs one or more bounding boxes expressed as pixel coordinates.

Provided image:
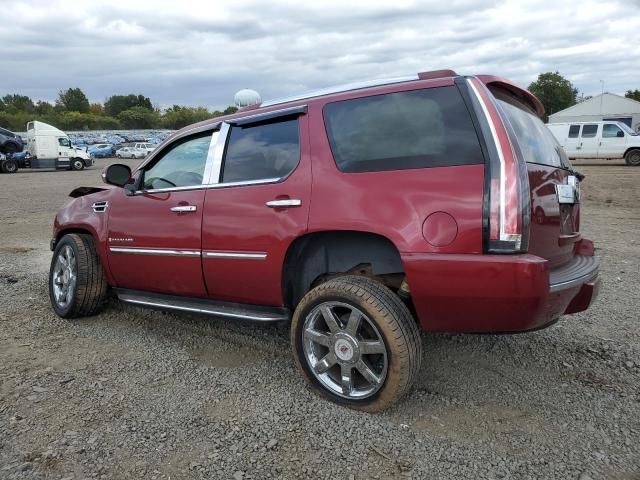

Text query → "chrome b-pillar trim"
[206,122,231,185]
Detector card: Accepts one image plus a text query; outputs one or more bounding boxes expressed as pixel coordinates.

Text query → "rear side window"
[568,125,580,138]
[582,124,598,138]
[323,86,484,173]
[222,118,300,183]
[497,99,568,168]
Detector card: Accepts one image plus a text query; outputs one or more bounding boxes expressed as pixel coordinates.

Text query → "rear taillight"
[466,78,530,253]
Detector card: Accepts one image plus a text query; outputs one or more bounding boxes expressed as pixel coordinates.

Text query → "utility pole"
[599,80,604,118]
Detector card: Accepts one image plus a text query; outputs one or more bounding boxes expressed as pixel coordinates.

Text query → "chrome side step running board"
[114,288,290,323]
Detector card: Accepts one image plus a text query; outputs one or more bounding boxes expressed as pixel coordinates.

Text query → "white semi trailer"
[0,121,93,173]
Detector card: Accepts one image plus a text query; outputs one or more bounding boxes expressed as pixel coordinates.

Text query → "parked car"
[0,127,24,154]
[547,121,640,165]
[88,144,114,158]
[48,69,600,412]
[133,142,156,155]
[115,146,146,159]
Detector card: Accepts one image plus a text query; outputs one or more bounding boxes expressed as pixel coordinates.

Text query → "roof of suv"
[171,69,544,139]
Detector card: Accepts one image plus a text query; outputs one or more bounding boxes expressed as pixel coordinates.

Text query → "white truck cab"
[26,121,94,170]
[547,121,640,166]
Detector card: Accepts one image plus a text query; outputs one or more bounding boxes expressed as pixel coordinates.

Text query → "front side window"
[568,125,580,138]
[142,131,214,190]
[602,124,623,138]
[58,138,71,147]
[222,118,300,183]
[582,124,598,138]
[323,86,483,173]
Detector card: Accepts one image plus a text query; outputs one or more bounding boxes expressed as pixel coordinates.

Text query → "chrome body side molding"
[203,251,267,260]
[109,247,201,257]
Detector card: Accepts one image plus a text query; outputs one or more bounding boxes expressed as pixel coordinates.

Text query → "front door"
[599,123,627,159]
[107,129,217,297]
[201,112,311,306]
[57,137,72,169]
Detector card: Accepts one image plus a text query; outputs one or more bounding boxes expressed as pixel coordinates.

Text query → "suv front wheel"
[49,233,108,318]
[291,275,422,412]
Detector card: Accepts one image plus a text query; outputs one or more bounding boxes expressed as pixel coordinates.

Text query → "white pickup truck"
[547,121,640,166]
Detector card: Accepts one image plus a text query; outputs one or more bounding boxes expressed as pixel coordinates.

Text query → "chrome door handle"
[265,199,302,208]
[170,205,197,213]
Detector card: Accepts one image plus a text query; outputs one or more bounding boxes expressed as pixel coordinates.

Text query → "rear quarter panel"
[307,79,485,254]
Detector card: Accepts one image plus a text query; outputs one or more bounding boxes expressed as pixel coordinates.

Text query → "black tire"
[291,275,422,412]
[49,234,108,318]
[116,154,122,159]
[71,158,85,171]
[3,142,18,154]
[625,149,640,166]
[1,159,18,174]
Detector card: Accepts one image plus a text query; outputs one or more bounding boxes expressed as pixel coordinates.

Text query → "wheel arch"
[54,227,114,286]
[624,147,640,158]
[282,230,405,309]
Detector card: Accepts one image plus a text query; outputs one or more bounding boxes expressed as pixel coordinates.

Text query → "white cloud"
[1,0,639,108]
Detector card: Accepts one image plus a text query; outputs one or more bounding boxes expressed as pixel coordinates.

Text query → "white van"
[547,121,640,166]
[26,121,93,170]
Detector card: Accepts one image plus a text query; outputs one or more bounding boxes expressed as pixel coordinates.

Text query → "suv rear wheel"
[291,275,422,412]
[49,234,108,318]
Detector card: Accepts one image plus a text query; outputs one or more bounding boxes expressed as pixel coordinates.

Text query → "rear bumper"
[402,248,600,333]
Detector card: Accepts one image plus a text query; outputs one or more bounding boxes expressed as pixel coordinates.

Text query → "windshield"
[618,122,637,136]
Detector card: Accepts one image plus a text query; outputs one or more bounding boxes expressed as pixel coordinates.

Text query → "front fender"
[52,189,115,285]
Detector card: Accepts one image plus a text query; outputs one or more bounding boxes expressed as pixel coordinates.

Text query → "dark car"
[0,127,24,154]
[48,69,600,412]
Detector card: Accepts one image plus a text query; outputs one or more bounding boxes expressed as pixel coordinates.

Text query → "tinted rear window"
[323,86,484,173]
[582,124,598,137]
[497,99,568,169]
[568,125,580,138]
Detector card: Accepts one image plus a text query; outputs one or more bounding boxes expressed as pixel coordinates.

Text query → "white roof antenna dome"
[234,89,262,108]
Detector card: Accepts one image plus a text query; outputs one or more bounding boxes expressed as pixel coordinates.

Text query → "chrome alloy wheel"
[302,301,388,399]
[52,245,77,308]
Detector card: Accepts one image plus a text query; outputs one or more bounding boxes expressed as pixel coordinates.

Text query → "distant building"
[548,93,640,132]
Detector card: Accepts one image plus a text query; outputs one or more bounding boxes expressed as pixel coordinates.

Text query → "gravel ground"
[0,159,638,480]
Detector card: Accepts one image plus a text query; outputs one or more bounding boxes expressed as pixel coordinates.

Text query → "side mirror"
[102,163,132,187]
[617,130,624,138]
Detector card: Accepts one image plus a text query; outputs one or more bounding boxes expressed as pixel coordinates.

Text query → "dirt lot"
[0,159,639,479]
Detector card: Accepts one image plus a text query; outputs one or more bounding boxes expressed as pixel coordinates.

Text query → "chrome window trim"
[261,75,419,107]
[109,247,201,257]
[203,251,267,260]
[132,177,282,195]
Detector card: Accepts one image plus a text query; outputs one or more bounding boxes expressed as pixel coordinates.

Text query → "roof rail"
[260,69,457,108]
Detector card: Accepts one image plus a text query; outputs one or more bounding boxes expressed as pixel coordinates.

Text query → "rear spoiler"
[476,75,545,118]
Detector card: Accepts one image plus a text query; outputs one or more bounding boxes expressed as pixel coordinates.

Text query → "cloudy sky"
[2,0,640,110]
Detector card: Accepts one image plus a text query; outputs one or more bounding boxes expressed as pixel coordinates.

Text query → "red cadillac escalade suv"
[49,69,600,411]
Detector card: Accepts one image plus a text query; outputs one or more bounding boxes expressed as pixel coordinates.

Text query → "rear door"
[201,110,311,306]
[563,124,582,158]
[494,95,580,268]
[599,123,626,159]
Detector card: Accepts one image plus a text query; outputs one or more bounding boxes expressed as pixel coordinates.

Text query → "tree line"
[0,87,238,132]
